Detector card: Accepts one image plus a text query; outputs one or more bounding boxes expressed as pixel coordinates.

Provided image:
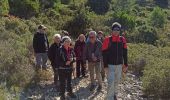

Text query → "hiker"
[84,31,103,91]
[58,36,76,100]
[48,34,61,89]
[33,25,49,70]
[102,22,128,100]
[97,31,106,81]
[97,31,105,43]
[74,34,86,78]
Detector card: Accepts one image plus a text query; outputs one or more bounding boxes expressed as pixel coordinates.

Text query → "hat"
[38,25,47,29]
[112,22,121,31]
[98,31,103,35]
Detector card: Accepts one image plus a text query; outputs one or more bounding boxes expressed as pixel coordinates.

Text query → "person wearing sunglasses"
[33,25,49,71]
[102,22,128,100]
[83,31,103,91]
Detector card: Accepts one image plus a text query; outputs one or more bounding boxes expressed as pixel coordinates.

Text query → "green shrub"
[9,0,40,18]
[108,11,136,31]
[142,57,170,98]
[86,0,110,14]
[61,0,71,5]
[63,7,91,37]
[149,7,167,28]
[0,0,9,16]
[135,25,158,44]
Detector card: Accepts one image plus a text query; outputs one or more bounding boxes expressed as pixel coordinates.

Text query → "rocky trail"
[20,69,146,100]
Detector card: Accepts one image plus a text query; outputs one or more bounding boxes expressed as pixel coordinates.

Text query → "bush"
[108,11,136,31]
[0,0,9,16]
[135,25,158,44]
[9,0,40,18]
[63,7,91,37]
[86,0,110,15]
[149,7,167,28]
[61,0,71,5]
[142,58,170,98]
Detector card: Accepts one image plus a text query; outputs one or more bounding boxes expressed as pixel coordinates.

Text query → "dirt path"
[20,71,145,100]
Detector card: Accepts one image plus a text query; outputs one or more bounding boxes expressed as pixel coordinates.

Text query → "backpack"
[108,36,124,49]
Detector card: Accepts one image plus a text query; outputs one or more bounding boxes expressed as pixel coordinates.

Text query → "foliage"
[86,0,110,15]
[154,0,169,8]
[149,7,166,28]
[9,0,40,18]
[63,7,91,37]
[108,11,136,31]
[135,25,158,45]
[0,0,9,16]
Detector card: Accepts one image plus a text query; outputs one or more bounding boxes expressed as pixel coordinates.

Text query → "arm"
[33,34,38,53]
[122,37,128,67]
[83,43,88,63]
[122,37,128,73]
[102,38,109,68]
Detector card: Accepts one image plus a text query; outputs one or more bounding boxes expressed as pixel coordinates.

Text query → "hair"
[77,34,86,42]
[53,34,61,40]
[89,31,97,37]
[62,36,71,43]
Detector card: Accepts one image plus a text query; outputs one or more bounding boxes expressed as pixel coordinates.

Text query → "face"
[79,35,85,42]
[98,33,103,38]
[112,28,120,36]
[63,39,71,47]
[54,36,61,44]
[40,28,46,33]
[89,34,96,43]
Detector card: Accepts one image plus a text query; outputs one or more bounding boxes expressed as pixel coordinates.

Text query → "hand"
[66,61,71,65]
[92,56,97,62]
[122,65,128,73]
[104,67,109,77]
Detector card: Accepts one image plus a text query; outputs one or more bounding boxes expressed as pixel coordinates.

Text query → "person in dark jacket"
[48,34,61,89]
[58,36,76,100]
[33,25,49,70]
[102,22,128,100]
[74,34,86,78]
[84,31,103,91]
[97,31,106,81]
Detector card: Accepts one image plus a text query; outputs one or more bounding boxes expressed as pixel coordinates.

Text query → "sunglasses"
[89,36,95,39]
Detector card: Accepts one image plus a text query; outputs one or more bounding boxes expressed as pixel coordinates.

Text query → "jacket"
[102,35,128,67]
[74,40,86,61]
[48,43,61,69]
[58,46,75,69]
[33,32,49,53]
[83,40,102,62]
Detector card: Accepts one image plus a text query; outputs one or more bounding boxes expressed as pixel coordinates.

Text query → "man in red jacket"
[102,22,128,100]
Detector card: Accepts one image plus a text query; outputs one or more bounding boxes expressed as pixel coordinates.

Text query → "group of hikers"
[33,22,128,100]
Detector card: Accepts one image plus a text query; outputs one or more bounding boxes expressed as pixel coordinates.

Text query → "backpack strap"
[108,36,112,49]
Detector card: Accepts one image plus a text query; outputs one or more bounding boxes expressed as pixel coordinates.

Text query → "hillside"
[0,0,170,99]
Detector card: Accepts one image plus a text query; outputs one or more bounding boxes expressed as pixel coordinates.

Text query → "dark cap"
[38,25,47,29]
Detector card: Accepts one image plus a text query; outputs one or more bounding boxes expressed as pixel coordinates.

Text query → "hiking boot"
[67,92,77,98]
[89,84,95,91]
[60,95,65,100]
[97,85,102,91]
[114,94,117,100]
